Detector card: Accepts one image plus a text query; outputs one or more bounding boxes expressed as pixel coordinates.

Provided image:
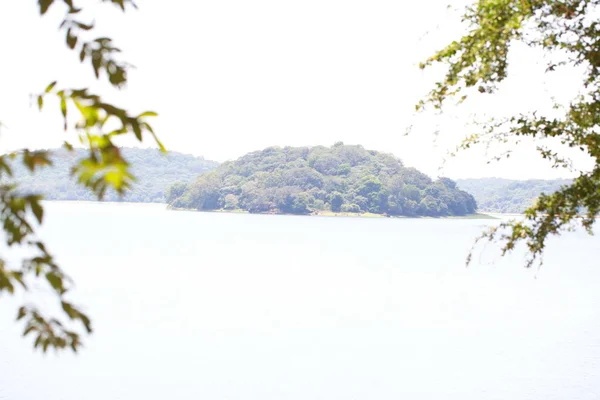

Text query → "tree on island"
[167,144,478,217]
[420,0,600,267]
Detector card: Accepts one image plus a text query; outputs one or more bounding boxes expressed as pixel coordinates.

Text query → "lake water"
[1,202,600,400]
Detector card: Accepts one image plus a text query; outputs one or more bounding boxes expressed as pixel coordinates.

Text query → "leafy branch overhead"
[37,84,161,197]
[0,0,162,352]
[420,0,600,267]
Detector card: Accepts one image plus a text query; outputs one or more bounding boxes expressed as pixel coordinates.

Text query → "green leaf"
[11,271,26,289]
[66,28,78,49]
[60,97,67,117]
[155,138,167,153]
[144,123,166,152]
[37,95,44,110]
[92,56,101,78]
[23,326,35,337]
[30,200,44,224]
[38,0,55,14]
[45,81,57,93]
[132,121,142,140]
[61,301,77,319]
[75,21,94,30]
[45,272,63,292]
[79,45,87,62]
[16,307,27,321]
[34,241,47,253]
[60,96,68,130]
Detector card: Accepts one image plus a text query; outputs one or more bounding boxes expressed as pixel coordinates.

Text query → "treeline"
[5,147,219,203]
[456,178,571,213]
[168,143,478,216]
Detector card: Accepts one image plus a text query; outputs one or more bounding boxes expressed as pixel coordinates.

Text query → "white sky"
[0,0,593,179]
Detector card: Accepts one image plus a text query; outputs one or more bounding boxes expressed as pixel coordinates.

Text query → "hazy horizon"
[9,144,577,182]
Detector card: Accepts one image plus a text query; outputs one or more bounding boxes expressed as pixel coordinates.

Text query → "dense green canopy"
[169,143,477,217]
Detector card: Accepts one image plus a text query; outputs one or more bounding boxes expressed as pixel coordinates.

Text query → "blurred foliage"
[0,0,163,352]
[7,148,218,203]
[420,0,600,267]
[457,178,572,213]
[169,144,477,217]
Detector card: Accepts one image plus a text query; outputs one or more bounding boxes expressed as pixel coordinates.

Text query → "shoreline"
[43,200,500,219]
[168,205,498,220]
[42,199,167,207]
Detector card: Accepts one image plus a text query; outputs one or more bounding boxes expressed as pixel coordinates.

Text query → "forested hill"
[168,143,478,217]
[6,148,219,203]
[456,178,571,213]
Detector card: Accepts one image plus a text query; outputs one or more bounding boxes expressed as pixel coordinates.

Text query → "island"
[168,143,478,217]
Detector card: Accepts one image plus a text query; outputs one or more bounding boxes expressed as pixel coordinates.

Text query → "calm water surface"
[1,202,599,400]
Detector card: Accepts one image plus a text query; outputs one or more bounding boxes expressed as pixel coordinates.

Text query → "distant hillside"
[6,148,219,203]
[456,178,571,213]
[168,143,478,217]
